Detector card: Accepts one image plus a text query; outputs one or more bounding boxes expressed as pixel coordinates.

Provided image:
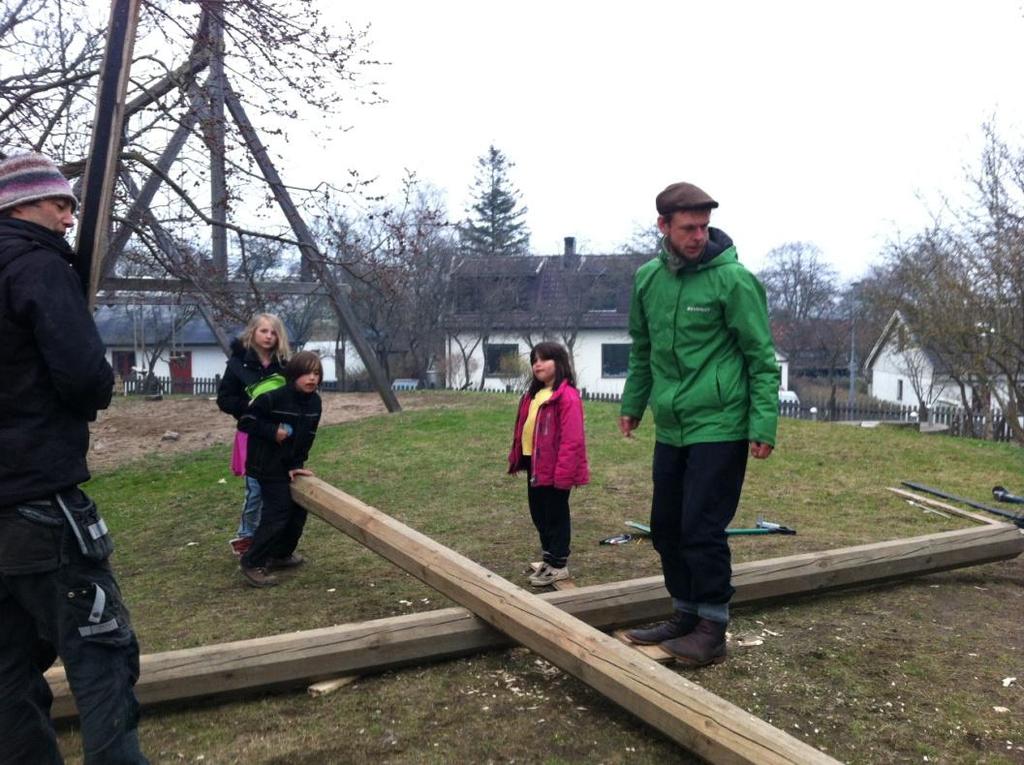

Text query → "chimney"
[563,236,579,267]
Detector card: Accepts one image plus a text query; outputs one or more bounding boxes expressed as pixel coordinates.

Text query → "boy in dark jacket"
[237,351,323,587]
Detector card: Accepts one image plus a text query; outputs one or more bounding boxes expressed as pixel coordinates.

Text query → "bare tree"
[861,123,1024,443]
[2,0,381,302]
[317,177,458,383]
[758,242,839,322]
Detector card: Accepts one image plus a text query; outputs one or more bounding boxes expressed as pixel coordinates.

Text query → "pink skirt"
[230,430,248,477]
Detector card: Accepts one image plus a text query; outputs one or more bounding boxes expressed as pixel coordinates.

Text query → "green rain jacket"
[620,229,780,448]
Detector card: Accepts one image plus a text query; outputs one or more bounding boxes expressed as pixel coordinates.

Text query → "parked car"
[778,390,800,406]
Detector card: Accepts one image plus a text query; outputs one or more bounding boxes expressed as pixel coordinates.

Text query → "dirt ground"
[88,393,426,473]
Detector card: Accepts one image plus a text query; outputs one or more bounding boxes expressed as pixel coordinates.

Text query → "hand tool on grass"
[992,486,1024,505]
[623,517,796,537]
[901,481,1024,527]
[599,533,635,545]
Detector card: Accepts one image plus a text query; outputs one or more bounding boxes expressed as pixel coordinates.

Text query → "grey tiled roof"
[93,306,241,346]
[448,253,648,331]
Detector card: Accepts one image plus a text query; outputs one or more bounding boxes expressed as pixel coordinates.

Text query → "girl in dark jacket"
[216,313,290,557]
[237,351,323,587]
[508,342,589,587]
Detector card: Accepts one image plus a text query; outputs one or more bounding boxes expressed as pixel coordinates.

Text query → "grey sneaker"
[527,562,547,581]
[529,565,569,587]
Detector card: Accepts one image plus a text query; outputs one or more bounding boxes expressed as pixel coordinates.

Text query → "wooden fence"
[118,378,1017,444]
[121,375,382,396]
[120,375,220,396]
[576,389,1017,444]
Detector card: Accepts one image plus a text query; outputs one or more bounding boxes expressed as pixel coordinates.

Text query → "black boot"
[661,618,727,667]
[624,610,700,645]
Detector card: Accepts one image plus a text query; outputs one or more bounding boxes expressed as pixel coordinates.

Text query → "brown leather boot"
[624,610,700,645]
[660,618,727,667]
[267,553,305,571]
[240,565,278,588]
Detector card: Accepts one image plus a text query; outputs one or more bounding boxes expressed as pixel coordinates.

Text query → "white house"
[94,306,232,387]
[301,339,373,385]
[445,240,788,395]
[864,310,1023,416]
[864,310,966,409]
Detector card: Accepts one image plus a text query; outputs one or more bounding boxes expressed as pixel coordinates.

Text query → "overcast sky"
[284,1,1024,282]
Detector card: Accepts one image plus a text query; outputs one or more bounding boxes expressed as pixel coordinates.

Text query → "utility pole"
[847,284,858,404]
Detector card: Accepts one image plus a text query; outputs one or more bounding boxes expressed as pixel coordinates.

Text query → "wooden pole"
[222,83,402,413]
[102,103,200,280]
[77,0,142,309]
[45,521,1024,722]
[292,478,837,764]
[204,2,228,275]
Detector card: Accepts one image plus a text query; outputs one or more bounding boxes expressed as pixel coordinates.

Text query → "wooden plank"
[613,630,673,663]
[100,277,327,296]
[291,478,837,763]
[888,487,1001,526]
[46,521,1023,723]
[77,0,142,309]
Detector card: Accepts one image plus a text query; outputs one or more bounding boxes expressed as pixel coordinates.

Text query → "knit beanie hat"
[0,153,77,213]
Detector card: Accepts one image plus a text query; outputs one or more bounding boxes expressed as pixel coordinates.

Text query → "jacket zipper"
[530,400,552,486]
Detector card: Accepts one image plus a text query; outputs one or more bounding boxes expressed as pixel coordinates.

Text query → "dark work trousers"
[240,479,307,569]
[650,440,749,606]
[0,489,147,765]
[523,457,572,568]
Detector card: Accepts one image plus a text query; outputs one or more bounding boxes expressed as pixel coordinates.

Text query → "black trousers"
[650,440,748,606]
[241,479,307,569]
[524,457,571,568]
[0,489,147,765]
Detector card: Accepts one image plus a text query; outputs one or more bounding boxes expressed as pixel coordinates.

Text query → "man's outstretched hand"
[619,416,640,438]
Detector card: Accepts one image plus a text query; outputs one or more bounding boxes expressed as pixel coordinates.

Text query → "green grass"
[57,392,1024,763]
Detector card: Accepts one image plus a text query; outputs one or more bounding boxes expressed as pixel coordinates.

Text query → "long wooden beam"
[888,487,1000,526]
[293,479,841,763]
[78,0,142,308]
[46,521,1023,724]
[100,277,327,296]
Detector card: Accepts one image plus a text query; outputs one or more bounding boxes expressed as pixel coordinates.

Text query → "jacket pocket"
[715,360,748,409]
[0,504,64,574]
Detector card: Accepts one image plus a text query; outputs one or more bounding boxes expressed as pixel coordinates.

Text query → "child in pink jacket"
[508,342,590,586]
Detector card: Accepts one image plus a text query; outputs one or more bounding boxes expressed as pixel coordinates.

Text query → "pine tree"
[461,145,530,256]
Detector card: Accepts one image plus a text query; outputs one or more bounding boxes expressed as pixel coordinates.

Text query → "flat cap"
[655,182,718,216]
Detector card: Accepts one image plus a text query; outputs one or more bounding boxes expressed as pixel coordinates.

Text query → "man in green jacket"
[621,182,779,667]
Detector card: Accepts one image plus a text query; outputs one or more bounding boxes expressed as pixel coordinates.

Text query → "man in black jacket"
[0,153,147,763]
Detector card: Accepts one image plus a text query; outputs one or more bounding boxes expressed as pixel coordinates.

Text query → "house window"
[896,379,904,401]
[602,344,631,378]
[484,344,519,375]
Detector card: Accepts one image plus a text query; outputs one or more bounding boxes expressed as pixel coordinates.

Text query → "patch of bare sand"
[88,393,438,473]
